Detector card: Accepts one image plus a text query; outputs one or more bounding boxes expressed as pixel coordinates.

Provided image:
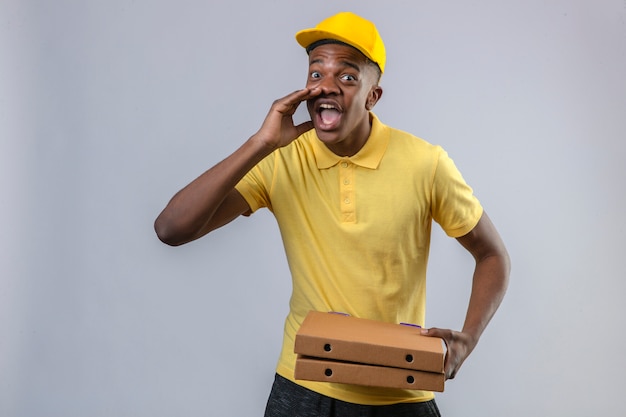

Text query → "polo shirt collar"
[312,113,390,170]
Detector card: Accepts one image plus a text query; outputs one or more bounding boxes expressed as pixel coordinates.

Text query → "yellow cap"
[295,12,386,74]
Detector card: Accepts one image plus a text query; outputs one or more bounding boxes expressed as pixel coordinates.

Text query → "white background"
[2,0,625,416]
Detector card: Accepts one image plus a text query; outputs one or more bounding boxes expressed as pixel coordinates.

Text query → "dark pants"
[264,374,442,417]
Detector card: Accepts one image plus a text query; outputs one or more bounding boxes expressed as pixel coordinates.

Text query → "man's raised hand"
[253,88,320,150]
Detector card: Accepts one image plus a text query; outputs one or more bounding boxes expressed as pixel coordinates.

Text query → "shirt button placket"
[339,159,356,223]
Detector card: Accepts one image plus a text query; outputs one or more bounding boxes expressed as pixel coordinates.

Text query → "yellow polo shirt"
[235,113,483,405]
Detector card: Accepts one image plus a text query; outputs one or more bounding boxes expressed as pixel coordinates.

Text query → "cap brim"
[295,29,375,65]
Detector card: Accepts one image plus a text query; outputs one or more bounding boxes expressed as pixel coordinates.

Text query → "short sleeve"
[431,149,483,237]
[234,152,276,214]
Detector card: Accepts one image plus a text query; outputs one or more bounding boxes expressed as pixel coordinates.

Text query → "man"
[155,11,510,417]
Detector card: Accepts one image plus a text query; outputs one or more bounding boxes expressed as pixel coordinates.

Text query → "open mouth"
[316,102,342,130]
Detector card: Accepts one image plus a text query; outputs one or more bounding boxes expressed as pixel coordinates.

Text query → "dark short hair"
[306,39,382,82]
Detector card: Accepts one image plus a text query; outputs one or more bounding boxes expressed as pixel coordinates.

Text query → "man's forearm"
[461,253,510,348]
[154,135,274,245]
[424,212,510,379]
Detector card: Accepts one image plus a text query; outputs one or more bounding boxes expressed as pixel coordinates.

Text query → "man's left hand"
[421,327,477,380]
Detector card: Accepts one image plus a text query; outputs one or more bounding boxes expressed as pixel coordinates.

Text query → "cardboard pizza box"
[294,355,445,392]
[294,311,446,373]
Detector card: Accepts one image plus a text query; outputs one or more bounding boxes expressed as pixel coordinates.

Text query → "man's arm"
[154,88,319,246]
[422,211,510,379]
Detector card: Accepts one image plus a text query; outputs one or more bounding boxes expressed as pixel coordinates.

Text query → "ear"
[365,86,383,110]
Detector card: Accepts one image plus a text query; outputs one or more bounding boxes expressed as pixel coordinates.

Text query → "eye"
[310,71,321,79]
[341,74,357,82]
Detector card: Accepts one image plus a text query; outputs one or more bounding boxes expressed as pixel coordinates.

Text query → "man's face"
[305,43,382,156]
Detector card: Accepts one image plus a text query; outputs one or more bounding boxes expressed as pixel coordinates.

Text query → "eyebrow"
[309,59,361,73]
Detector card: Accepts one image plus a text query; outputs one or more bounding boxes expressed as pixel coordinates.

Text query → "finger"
[420,327,444,338]
[276,88,320,111]
[421,328,455,379]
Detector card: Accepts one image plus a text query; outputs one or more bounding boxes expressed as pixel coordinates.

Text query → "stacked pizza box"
[294,311,446,392]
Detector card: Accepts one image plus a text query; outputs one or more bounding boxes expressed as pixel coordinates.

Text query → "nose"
[316,76,340,95]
